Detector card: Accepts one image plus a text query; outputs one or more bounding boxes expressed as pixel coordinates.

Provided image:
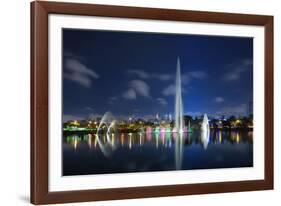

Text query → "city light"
[63,113,253,136]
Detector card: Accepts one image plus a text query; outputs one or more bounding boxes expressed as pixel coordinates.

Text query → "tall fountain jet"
[175,57,184,133]
[174,57,184,170]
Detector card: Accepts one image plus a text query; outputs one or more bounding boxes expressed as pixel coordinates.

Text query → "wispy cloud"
[110,96,117,101]
[127,70,149,79]
[162,84,176,96]
[122,79,151,100]
[127,69,172,81]
[181,70,208,84]
[223,59,252,81]
[157,98,168,106]
[127,69,207,83]
[162,84,188,96]
[123,89,137,100]
[64,58,99,88]
[188,71,208,79]
[130,80,150,97]
[214,97,225,103]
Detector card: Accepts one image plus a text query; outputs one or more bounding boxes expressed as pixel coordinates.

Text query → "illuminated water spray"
[106,120,116,136]
[175,57,184,133]
[95,111,116,157]
[174,57,184,169]
[200,113,210,149]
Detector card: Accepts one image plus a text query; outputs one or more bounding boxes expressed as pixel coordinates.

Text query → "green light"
[166,132,171,139]
[165,128,171,133]
[154,128,159,133]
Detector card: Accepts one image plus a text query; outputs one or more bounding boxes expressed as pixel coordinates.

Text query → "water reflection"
[94,111,117,157]
[200,114,210,150]
[200,129,210,150]
[65,131,251,150]
[175,132,184,170]
[64,130,252,174]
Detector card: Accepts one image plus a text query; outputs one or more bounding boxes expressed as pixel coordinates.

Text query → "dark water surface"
[63,130,253,176]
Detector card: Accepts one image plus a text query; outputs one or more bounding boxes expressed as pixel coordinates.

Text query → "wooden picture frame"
[31,0,274,204]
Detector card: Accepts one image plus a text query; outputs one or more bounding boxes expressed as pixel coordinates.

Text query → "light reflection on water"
[63,130,253,176]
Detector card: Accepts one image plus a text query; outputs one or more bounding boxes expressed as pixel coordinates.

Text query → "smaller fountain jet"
[201,113,210,149]
[95,111,117,157]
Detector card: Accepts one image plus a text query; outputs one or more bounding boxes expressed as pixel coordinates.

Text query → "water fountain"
[174,58,210,169]
[174,57,184,170]
[175,57,184,134]
[200,113,210,149]
[95,111,117,157]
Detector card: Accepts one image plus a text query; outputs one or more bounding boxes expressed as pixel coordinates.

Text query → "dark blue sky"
[63,29,253,121]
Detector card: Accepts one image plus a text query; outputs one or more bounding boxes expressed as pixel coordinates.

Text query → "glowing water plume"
[106,120,116,136]
[96,112,115,135]
[174,57,184,133]
[95,112,116,157]
[106,120,116,147]
[174,57,184,170]
[200,113,210,149]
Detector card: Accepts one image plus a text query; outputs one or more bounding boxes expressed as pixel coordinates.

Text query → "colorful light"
[146,132,152,141]
[154,127,160,133]
[165,128,171,133]
[172,132,178,139]
[146,127,152,133]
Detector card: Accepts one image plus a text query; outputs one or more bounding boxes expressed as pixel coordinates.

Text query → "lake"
[63,130,253,176]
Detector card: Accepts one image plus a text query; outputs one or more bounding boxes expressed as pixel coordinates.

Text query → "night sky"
[62,29,253,122]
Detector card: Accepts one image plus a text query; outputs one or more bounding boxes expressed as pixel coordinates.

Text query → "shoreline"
[63,128,253,135]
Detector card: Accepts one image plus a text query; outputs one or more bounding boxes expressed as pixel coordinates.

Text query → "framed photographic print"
[31,1,274,204]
